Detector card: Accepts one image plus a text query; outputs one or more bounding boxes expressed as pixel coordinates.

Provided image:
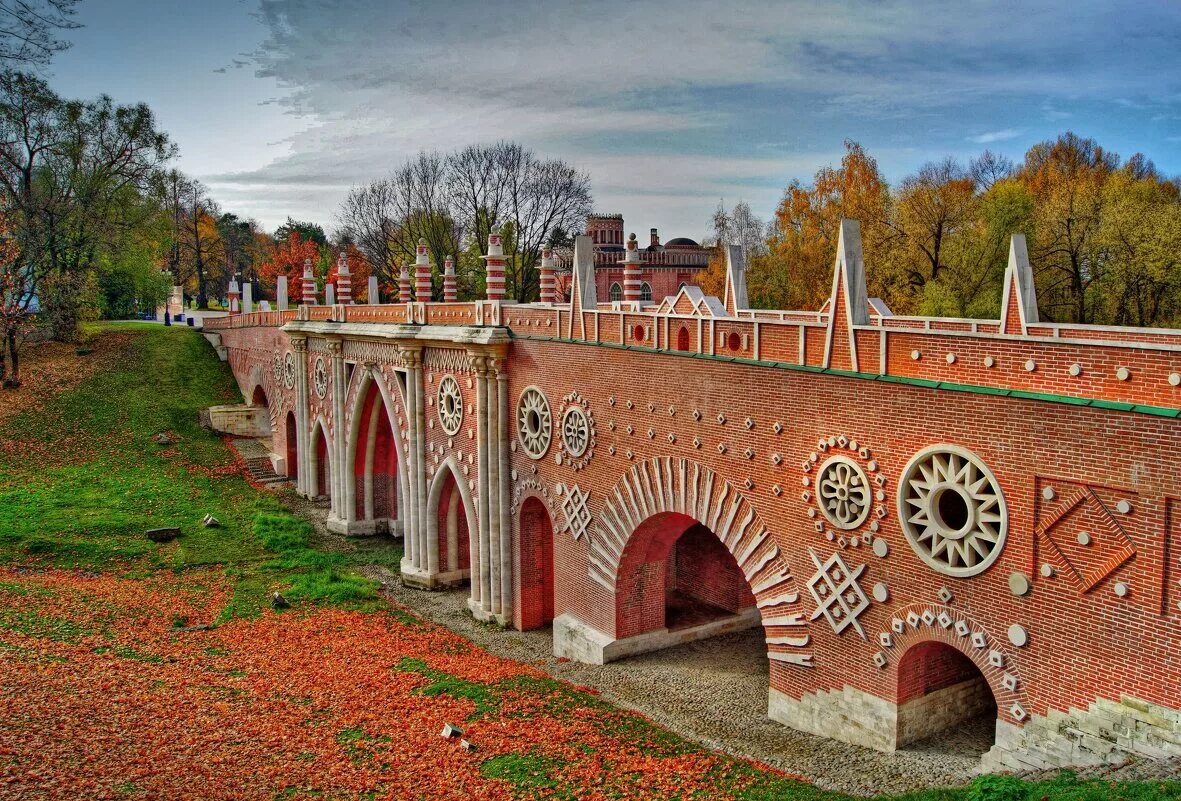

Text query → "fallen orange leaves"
[0,569,795,800]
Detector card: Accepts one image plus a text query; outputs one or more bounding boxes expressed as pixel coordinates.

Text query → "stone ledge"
[553,608,761,666]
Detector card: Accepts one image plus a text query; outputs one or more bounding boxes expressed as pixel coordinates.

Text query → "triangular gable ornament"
[999,234,1038,335]
[722,244,748,316]
[567,235,597,339]
[822,219,869,371]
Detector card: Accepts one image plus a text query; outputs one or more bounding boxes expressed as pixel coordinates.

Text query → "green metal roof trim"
[510,332,1181,419]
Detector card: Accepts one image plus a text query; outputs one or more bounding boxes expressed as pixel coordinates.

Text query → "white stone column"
[399,347,420,570]
[242,282,253,314]
[368,276,379,305]
[277,275,288,311]
[398,346,434,586]
[328,338,347,525]
[291,336,311,497]
[414,357,429,573]
[486,360,501,617]
[496,358,512,623]
[470,352,491,612]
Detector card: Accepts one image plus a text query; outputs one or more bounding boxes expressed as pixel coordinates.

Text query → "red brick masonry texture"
[206,222,1181,768]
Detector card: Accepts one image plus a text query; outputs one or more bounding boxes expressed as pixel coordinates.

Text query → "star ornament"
[901,447,1007,577]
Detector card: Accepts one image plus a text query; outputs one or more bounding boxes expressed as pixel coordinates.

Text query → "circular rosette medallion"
[313,357,328,399]
[436,375,463,435]
[816,455,872,530]
[282,353,296,389]
[516,386,552,459]
[801,435,887,549]
[897,445,1007,577]
[556,392,595,470]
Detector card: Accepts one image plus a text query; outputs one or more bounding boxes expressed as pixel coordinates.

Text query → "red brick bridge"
[205,222,1181,772]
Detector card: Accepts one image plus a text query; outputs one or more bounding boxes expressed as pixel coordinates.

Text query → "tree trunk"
[5,329,18,388]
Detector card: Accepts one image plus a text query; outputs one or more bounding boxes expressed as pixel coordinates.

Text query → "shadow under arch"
[557,456,809,667]
[339,366,409,536]
[308,416,333,500]
[870,602,1029,754]
[513,487,557,631]
[423,454,476,587]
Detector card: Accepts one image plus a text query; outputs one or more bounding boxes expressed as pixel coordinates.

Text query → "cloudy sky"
[49,0,1181,239]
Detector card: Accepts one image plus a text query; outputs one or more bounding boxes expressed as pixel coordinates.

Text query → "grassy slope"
[0,324,1176,801]
[0,322,399,621]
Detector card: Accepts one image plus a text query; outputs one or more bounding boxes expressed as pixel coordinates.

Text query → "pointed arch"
[344,366,409,534]
[309,416,333,500]
[426,454,476,582]
[592,456,811,668]
[284,411,298,480]
[513,484,557,630]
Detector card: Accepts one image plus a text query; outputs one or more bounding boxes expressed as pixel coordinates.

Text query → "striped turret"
[443,254,457,302]
[483,233,506,301]
[621,232,642,303]
[301,258,317,305]
[540,247,556,303]
[227,274,241,314]
[398,263,411,303]
[335,251,352,304]
[414,239,432,302]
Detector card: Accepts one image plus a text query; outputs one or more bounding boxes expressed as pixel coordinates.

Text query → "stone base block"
[553,608,761,665]
[769,685,899,752]
[326,516,398,537]
[269,453,287,476]
[206,404,270,437]
[400,558,469,590]
[981,695,1181,773]
[466,596,510,626]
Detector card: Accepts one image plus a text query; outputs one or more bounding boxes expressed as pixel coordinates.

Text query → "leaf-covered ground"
[0,324,1178,801]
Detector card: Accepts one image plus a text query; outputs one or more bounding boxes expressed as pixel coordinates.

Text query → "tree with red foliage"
[256,230,320,289]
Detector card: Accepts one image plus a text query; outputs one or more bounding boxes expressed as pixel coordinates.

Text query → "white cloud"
[967,129,1021,144]
[186,0,1181,232]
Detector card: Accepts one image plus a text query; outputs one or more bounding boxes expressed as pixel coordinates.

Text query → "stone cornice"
[283,320,511,347]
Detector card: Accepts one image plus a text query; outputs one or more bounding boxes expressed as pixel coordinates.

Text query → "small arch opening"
[676,326,691,351]
[312,425,331,501]
[284,411,298,480]
[251,385,269,408]
[517,497,555,630]
[727,331,741,352]
[640,281,652,302]
[896,641,997,755]
[609,282,622,302]
[434,465,471,580]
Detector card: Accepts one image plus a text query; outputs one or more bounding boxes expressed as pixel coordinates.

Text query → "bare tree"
[340,141,591,301]
[174,178,223,308]
[0,1,80,66]
[707,199,769,256]
[968,150,1015,191]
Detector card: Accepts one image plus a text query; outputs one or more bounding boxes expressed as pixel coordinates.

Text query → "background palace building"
[204,220,1181,773]
[559,213,711,303]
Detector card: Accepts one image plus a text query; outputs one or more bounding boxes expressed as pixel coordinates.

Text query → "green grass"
[0,323,398,621]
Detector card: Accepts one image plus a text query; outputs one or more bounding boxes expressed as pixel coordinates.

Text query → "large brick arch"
[592,456,812,667]
[343,366,409,524]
